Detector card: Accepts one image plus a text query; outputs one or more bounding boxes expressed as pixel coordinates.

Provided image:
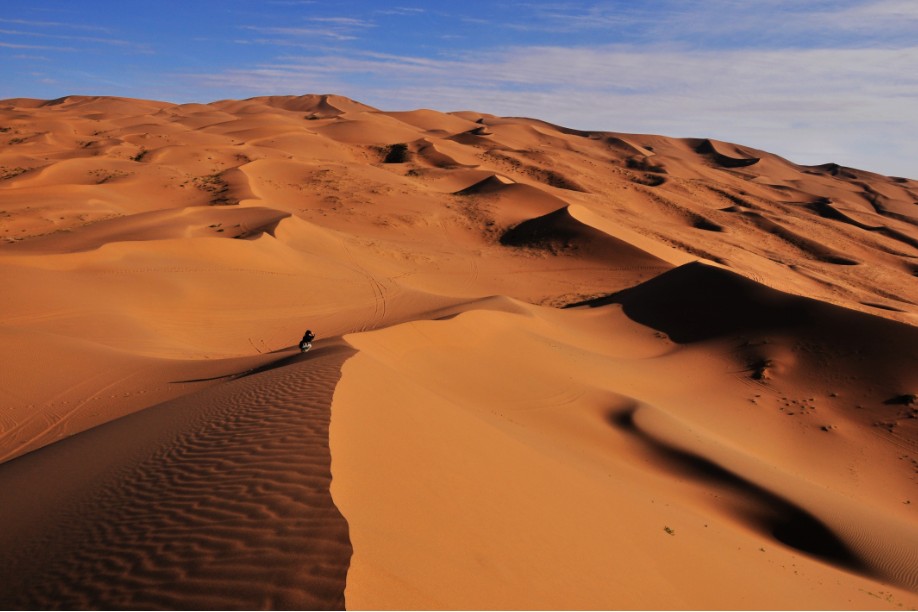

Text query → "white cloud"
[0,41,75,51]
[185,42,918,177]
[241,25,362,42]
[239,14,375,45]
[494,0,918,47]
[832,0,918,25]
[0,17,112,33]
[305,17,374,27]
[0,27,134,47]
[375,7,426,16]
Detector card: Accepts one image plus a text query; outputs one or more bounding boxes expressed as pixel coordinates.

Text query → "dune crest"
[0,94,916,609]
[694,138,761,168]
[0,344,354,609]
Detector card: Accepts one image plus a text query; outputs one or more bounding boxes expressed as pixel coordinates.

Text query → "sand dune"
[383,109,483,135]
[0,343,353,609]
[499,205,672,266]
[1,94,916,609]
[8,205,290,253]
[694,138,761,168]
[410,138,479,169]
[334,291,917,608]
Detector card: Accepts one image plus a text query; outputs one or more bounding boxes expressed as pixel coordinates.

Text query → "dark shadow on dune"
[690,215,724,232]
[500,208,589,251]
[171,371,241,383]
[454,174,511,196]
[741,212,860,265]
[566,262,814,342]
[233,343,351,378]
[564,262,918,406]
[172,342,349,383]
[884,393,917,406]
[500,207,670,269]
[235,215,289,240]
[630,173,667,187]
[862,301,906,312]
[807,199,918,251]
[608,409,869,574]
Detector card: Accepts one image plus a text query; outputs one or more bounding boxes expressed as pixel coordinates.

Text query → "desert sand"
[0,94,916,609]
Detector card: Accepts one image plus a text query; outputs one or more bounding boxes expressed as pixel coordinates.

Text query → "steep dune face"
[0,94,916,609]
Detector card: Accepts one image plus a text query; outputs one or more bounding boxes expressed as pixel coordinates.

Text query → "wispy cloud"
[241,25,360,42]
[832,0,918,23]
[240,15,375,43]
[491,0,918,47]
[0,15,153,54]
[375,7,426,16]
[501,3,657,33]
[185,41,918,175]
[192,44,918,98]
[0,17,112,33]
[0,41,76,51]
[305,16,374,27]
[0,27,134,47]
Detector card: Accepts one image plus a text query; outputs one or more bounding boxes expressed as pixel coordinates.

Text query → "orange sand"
[0,94,916,609]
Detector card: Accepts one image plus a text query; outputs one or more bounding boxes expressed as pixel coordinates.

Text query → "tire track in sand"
[0,343,355,610]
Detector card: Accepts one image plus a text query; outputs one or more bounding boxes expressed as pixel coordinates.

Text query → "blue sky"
[2,1,917,178]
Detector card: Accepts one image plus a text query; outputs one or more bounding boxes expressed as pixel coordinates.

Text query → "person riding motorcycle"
[299,330,315,352]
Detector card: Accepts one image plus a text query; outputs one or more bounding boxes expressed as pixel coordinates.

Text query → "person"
[299,329,315,353]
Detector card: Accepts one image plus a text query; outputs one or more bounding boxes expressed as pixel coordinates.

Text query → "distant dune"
[0,94,916,610]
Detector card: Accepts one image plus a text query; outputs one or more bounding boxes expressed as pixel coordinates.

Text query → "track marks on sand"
[0,344,354,610]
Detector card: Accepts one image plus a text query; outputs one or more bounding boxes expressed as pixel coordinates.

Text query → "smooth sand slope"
[0,94,916,609]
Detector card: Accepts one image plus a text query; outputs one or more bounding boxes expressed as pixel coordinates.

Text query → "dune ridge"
[0,344,353,609]
[1,94,916,609]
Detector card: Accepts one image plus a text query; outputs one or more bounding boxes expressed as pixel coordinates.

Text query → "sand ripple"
[0,345,354,610]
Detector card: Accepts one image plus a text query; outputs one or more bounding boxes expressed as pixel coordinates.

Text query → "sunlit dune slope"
[335,281,918,608]
[0,94,916,609]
